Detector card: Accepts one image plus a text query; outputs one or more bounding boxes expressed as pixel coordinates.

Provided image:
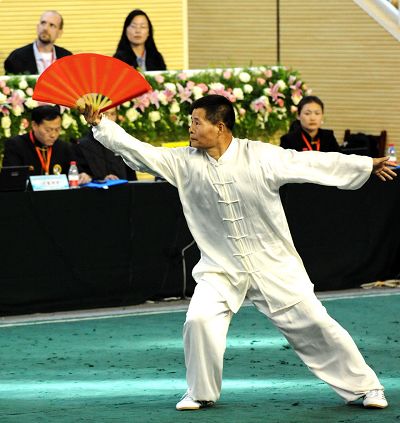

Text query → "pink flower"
[148,91,161,109]
[197,83,208,93]
[290,80,303,94]
[251,96,268,113]
[26,87,34,96]
[155,74,165,84]
[208,86,236,102]
[1,106,10,115]
[162,89,176,103]
[178,72,188,80]
[268,82,285,103]
[263,69,273,78]
[8,90,24,108]
[177,83,193,103]
[277,98,285,107]
[2,86,11,95]
[134,94,151,112]
[223,70,232,79]
[290,80,303,105]
[257,78,266,86]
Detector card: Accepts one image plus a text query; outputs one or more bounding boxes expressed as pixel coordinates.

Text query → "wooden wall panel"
[187,0,277,68]
[280,0,400,147]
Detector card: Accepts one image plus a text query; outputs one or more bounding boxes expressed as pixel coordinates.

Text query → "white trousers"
[183,280,383,403]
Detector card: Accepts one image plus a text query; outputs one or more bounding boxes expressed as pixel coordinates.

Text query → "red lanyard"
[29,131,53,175]
[301,132,320,151]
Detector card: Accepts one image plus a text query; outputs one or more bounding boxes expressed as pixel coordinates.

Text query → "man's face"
[189,108,219,150]
[36,12,63,45]
[32,117,62,147]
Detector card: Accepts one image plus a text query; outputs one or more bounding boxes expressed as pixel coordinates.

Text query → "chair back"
[341,129,387,157]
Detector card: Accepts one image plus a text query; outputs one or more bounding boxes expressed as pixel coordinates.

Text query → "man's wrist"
[91,113,103,127]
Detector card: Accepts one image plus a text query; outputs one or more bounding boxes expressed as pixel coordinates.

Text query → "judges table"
[1,175,399,316]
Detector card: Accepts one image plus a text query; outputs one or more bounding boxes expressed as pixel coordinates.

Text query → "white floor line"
[0,287,399,328]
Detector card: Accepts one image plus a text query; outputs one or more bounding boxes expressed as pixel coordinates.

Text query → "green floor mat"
[0,294,399,422]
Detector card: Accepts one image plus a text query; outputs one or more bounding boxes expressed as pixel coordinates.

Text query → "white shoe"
[363,389,388,408]
[176,392,214,411]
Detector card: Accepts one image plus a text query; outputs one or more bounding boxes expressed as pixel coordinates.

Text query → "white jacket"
[93,118,372,313]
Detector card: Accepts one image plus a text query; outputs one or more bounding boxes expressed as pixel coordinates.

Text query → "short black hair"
[297,95,324,114]
[31,105,61,124]
[190,94,235,131]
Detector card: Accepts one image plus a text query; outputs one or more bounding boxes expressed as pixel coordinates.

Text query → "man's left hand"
[79,172,92,185]
[372,157,398,181]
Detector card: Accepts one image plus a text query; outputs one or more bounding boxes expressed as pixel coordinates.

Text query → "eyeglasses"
[128,24,149,30]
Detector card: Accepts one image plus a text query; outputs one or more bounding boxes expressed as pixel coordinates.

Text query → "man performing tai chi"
[83,94,396,411]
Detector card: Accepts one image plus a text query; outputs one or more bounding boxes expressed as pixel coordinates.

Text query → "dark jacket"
[280,128,340,152]
[76,133,136,181]
[114,49,166,71]
[2,133,77,175]
[4,43,72,75]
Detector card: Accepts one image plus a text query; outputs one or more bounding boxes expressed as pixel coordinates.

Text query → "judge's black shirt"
[280,128,340,152]
[2,132,77,175]
[76,132,136,181]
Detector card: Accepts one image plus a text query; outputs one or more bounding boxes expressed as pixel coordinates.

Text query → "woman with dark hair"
[280,95,340,152]
[114,9,166,71]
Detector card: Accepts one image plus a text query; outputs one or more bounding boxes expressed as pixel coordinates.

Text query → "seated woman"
[280,95,340,152]
[76,107,136,181]
[113,9,167,71]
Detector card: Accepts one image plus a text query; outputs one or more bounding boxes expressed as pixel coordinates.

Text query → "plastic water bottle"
[68,161,79,189]
[387,144,397,163]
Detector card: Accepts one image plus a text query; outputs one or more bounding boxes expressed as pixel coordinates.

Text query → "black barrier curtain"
[281,174,400,289]
[0,176,399,316]
[0,182,198,316]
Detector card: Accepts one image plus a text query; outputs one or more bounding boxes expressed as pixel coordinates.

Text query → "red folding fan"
[32,53,152,112]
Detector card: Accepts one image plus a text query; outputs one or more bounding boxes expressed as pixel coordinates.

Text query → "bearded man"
[4,10,72,75]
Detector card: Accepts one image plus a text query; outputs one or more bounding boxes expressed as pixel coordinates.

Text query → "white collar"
[33,41,56,74]
[206,137,237,164]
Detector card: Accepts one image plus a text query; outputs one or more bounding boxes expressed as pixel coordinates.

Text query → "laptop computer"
[0,165,32,192]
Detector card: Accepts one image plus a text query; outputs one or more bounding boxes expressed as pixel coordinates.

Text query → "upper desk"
[1,174,399,316]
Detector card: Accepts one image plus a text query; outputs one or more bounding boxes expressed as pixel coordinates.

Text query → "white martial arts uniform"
[93,118,383,403]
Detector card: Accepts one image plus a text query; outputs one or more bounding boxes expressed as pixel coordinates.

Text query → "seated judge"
[2,105,90,185]
[113,9,167,71]
[76,107,137,181]
[280,95,340,152]
[4,10,72,75]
